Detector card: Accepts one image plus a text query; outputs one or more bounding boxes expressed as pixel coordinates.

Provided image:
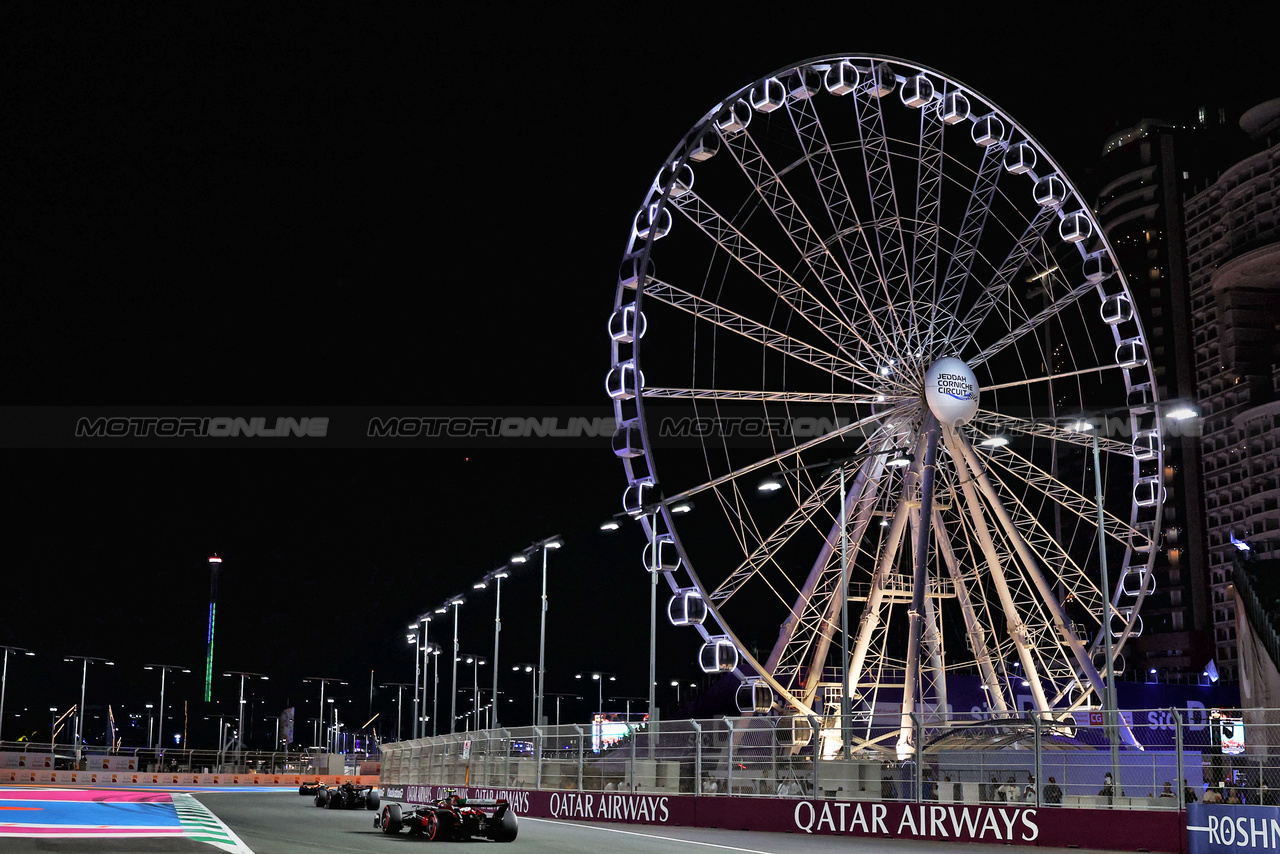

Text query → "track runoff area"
[0,785,1145,854]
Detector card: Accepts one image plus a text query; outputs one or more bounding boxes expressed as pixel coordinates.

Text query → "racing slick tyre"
[424,810,441,841]
[325,789,343,809]
[366,790,380,811]
[314,788,329,808]
[493,809,519,843]
[380,803,402,834]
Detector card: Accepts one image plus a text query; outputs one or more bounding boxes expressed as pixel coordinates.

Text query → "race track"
[0,786,1137,854]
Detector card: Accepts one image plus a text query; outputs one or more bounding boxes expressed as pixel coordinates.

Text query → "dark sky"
[2,3,1273,747]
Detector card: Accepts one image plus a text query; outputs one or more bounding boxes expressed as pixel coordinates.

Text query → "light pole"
[512,535,563,727]
[446,597,465,734]
[428,643,442,736]
[0,645,34,742]
[513,665,536,724]
[460,656,487,728]
[603,500,691,729]
[476,568,510,730]
[144,663,189,764]
[63,655,112,767]
[49,707,59,753]
[223,671,268,765]
[545,692,579,727]
[302,677,346,754]
[205,554,223,702]
[575,672,616,717]
[380,682,413,740]
[408,621,421,739]
[1069,401,1198,794]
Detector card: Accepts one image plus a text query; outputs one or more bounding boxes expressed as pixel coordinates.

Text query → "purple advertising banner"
[383,784,1184,851]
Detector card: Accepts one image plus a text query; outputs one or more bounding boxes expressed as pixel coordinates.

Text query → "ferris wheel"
[607,56,1166,757]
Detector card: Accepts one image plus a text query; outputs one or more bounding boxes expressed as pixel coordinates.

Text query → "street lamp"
[545,692,580,727]
[445,597,465,734]
[1068,400,1198,794]
[460,656,487,729]
[513,664,536,725]
[223,671,268,764]
[601,499,691,727]
[427,642,442,736]
[0,645,34,742]
[144,664,189,763]
[63,655,113,768]
[575,672,616,717]
[302,677,346,754]
[512,535,563,727]
[379,682,413,740]
[408,613,434,739]
[478,567,510,729]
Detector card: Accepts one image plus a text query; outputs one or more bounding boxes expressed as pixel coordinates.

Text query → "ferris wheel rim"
[609,53,1163,730]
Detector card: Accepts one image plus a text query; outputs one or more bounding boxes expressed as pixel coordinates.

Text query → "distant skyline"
[2,5,1274,747]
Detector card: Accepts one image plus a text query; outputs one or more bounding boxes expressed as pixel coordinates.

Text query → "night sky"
[2,3,1273,749]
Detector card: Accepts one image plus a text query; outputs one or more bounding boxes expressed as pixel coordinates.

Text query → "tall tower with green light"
[205,554,222,702]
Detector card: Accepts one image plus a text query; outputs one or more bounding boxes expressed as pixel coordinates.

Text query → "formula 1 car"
[314,781,380,811]
[376,790,518,842]
[299,781,326,796]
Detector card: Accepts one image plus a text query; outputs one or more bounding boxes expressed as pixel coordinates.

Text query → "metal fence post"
[807,715,821,798]
[1174,708,1185,810]
[573,724,584,792]
[1032,713,1043,808]
[630,725,637,794]
[724,717,734,795]
[692,720,702,795]
[533,727,543,790]
[499,728,511,788]
[913,712,923,803]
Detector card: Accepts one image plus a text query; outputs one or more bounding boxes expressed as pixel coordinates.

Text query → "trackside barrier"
[1,771,378,787]
[380,784,1184,851]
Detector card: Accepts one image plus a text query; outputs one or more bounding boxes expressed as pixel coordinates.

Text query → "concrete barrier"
[0,772,379,788]
[383,784,1183,852]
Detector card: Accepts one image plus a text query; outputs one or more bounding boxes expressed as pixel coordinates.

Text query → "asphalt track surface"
[0,786,1137,854]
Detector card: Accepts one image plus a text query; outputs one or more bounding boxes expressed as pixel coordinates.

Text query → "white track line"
[524,818,778,854]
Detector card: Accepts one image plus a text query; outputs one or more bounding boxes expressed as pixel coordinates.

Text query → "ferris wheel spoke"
[966,276,1098,368]
[850,83,916,355]
[978,361,1130,394]
[720,119,900,363]
[944,205,1057,352]
[640,387,908,404]
[710,471,841,607]
[913,97,945,344]
[978,440,1143,547]
[649,401,911,507]
[642,277,885,386]
[779,91,909,362]
[930,143,1005,350]
[665,188,865,357]
[970,410,1133,457]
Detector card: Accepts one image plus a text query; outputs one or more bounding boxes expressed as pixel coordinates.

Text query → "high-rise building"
[1188,99,1280,684]
[1094,110,1234,681]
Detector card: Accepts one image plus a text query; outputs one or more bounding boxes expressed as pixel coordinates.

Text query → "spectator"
[1098,773,1115,798]
[1184,780,1198,804]
[982,775,998,803]
[998,777,1020,803]
[1262,780,1278,806]
[922,767,937,801]
[1226,788,1242,805]
[1159,782,1175,798]
[1043,776,1063,805]
[1204,787,1224,804]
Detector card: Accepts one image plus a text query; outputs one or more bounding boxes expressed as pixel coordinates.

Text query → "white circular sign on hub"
[925,358,979,425]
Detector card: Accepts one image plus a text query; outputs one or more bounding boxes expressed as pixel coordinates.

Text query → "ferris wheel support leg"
[941,426,1051,713]
[932,509,1008,713]
[899,416,939,760]
[845,468,917,715]
[950,426,1141,751]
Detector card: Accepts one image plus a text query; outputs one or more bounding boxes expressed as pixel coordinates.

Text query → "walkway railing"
[378,707,1280,809]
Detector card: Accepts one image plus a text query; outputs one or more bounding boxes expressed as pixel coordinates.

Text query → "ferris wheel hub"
[924,357,979,426]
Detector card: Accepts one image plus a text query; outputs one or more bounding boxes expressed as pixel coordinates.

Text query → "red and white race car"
[375,790,518,842]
